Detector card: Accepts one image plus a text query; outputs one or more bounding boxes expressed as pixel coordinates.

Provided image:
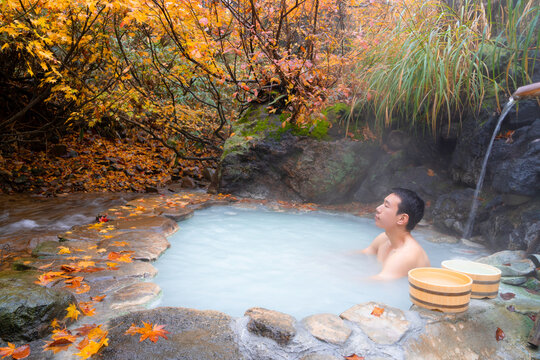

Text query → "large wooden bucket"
[442,259,501,299]
[408,268,472,313]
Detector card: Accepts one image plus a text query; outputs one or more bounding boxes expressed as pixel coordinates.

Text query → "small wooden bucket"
[442,259,501,299]
[408,267,472,313]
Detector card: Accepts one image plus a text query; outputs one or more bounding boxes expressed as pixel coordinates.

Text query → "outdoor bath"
[151,204,486,318]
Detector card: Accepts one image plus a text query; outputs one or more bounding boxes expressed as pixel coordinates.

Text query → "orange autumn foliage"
[125,322,170,343]
[0,343,30,360]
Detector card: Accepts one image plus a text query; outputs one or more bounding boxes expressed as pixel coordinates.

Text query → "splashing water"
[463,98,516,239]
[152,205,486,318]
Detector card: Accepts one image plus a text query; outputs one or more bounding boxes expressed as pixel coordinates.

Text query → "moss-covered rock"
[0,270,77,342]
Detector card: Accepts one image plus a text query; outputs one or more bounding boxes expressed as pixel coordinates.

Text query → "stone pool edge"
[17,192,540,359]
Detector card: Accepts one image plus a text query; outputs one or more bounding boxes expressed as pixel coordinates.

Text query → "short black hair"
[391,188,425,231]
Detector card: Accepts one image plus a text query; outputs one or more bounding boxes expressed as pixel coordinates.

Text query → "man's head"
[374,188,424,232]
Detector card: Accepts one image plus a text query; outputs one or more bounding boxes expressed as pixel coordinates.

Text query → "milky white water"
[152,205,487,319]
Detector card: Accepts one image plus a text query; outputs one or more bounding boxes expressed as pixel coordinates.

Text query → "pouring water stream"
[463,82,540,239]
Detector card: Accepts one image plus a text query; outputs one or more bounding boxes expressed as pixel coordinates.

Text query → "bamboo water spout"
[512,82,540,100]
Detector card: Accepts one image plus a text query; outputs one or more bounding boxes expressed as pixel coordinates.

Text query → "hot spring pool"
[151,205,486,319]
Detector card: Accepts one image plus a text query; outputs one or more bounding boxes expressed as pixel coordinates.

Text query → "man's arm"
[361,232,387,255]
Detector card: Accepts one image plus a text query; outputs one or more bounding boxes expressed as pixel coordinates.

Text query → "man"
[362,188,430,280]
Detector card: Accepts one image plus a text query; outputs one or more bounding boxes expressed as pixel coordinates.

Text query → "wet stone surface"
[340,302,410,345]
[245,307,297,345]
[303,313,352,345]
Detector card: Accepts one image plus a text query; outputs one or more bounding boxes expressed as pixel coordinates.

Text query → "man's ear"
[397,213,409,226]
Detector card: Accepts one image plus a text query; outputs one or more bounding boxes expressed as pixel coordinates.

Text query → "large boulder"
[219,126,379,203]
[0,270,77,342]
[101,307,245,360]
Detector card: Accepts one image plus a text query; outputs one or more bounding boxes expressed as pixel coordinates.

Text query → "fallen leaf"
[344,355,364,360]
[125,321,169,343]
[11,344,30,359]
[64,276,84,288]
[427,169,435,176]
[108,251,133,263]
[79,302,95,316]
[91,294,106,302]
[111,241,129,247]
[65,304,81,321]
[106,262,119,270]
[77,261,95,268]
[495,327,505,341]
[371,306,384,317]
[506,305,515,312]
[74,324,98,336]
[58,246,71,255]
[0,343,30,360]
[75,283,91,294]
[51,318,60,329]
[0,343,16,359]
[38,261,55,269]
[500,292,515,300]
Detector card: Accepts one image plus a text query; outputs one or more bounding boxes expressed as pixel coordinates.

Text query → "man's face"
[374,193,402,229]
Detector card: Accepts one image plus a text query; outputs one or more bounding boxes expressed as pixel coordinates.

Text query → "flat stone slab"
[110,282,161,310]
[32,240,107,260]
[405,302,537,359]
[109,215,179,237]
[71,261,157,284]
[340,302,410,345]
[98,231,170,262]
[245,307,296,345]
[101,307,245,360]
[303,313,352,345]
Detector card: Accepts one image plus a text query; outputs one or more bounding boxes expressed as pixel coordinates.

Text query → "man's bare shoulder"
[361,232,388,254]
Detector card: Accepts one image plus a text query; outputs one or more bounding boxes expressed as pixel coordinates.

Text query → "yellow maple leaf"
[58,246,71,254]
[65,304,80,321]
[74,340,101,359]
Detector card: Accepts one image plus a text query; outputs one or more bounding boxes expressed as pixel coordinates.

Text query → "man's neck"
[385,227,410,249]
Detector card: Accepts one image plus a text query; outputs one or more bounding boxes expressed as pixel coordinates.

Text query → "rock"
[110,282,161,310]
[302,313,352,345]
[493,282,540,313]
[476,250,526,266]
[477,251,535,277]
[110,215,179,237]
[77,261,158,284]
[340,302,410,345]
[501,260,535,277]
[219,107,380,203]
[202,167,216,182]
[98,231,170,262]
[522,277,540,291]
[431,188,481,236]
[153,206,194,222]
[501,276,528,285]
[404,301,537,359]
[100,307,245,360]
[32,240,105,259]
[181,177,196,188]
[0,270,76,342]
[300,354,341,360]
[244,307,296,345]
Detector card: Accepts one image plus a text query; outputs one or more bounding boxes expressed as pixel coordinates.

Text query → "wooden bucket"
[442,259,501,299]
[408,267,472,313]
